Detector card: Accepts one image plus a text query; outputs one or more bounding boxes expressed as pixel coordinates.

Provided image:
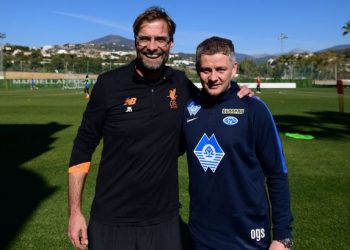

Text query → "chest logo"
[167,88,178,109]
[187,117,198,123]
[222,108,244,114]
[223,116,238,125]
[194,134,225,173]
[123,97,137,112]
[187,101,201,116]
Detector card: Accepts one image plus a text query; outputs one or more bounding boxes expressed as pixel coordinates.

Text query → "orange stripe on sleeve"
[68,162,91,174]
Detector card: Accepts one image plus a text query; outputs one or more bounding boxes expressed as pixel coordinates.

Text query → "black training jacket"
[69,60,195,225]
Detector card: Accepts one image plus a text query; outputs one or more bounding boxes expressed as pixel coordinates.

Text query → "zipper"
[151,88,156,115]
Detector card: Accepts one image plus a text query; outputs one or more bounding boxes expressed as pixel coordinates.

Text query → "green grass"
[0,87,349,249]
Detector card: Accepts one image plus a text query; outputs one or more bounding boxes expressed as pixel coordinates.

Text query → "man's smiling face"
[135,20,173,71]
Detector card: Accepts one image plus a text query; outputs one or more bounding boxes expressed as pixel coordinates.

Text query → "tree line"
[3,45,350,80]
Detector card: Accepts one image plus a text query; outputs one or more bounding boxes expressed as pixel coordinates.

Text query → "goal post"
[62,73,86,90]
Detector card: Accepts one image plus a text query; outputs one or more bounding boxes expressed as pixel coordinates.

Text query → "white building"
[57,49,68,54]
[173,59,195,66]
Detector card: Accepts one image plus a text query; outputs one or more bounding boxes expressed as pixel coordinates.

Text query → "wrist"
[68,207,82,216]
[276,238,293,248]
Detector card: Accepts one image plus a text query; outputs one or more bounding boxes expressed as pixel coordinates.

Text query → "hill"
[86,34,134,51]
[317,44,350,52]
[84,34,264,63]
[83,34,350,63]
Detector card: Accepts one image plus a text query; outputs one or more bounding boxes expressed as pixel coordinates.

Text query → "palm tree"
[342,21,350,36]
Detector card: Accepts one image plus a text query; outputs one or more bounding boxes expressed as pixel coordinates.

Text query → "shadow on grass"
[274,111,350,140]
[0,122,70,249]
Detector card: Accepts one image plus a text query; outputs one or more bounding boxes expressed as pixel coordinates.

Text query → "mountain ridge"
[83,34,350,62]
[86,34,134,51]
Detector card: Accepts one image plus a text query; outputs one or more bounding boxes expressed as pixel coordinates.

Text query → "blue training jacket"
[182,82,293,250]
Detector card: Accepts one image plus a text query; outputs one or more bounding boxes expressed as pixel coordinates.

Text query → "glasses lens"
[136,36,170,47]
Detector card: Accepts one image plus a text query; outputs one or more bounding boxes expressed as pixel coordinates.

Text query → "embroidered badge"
[223,116,238,125]
[167,88,178,109]
[123,97,137,112]
[222,108,244,114]
[187,101,201,116]
[193,134,225,173]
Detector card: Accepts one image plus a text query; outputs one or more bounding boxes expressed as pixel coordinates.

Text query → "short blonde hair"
[196,36,236,69]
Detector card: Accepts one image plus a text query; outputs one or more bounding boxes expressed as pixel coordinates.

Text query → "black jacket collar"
[131,59,176,86]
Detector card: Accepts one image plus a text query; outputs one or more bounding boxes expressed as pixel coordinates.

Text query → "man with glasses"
[67,7,251,250]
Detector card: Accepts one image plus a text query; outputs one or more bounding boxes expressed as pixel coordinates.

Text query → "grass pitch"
[0,87,349,249]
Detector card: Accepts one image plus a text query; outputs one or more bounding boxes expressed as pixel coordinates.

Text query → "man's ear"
[169,41,174,50]
[231,63,238,78]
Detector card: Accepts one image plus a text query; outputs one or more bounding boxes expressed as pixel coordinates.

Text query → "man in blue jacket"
[183,36,293,249]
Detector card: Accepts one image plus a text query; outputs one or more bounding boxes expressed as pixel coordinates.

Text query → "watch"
[277,238,293,248]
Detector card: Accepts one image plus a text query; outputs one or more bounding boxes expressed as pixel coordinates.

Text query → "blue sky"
[1,0,349,54]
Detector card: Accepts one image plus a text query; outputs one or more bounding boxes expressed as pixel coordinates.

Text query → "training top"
[69,60,195,226]
[183,82,293,249]
[84,78,92,88]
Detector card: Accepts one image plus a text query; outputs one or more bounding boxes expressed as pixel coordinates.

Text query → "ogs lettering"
[250,228,265,241]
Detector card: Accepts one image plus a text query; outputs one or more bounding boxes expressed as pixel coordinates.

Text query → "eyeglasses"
[135,36,171,47]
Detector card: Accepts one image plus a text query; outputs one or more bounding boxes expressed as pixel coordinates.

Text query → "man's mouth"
[143,53,162,59]
[208,82,220,88]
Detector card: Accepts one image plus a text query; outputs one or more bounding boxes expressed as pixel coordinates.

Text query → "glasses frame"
[135,35,171,48]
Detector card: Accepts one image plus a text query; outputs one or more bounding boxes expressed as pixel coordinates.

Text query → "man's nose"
[147,39,158,51]
[209,71,218,81]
